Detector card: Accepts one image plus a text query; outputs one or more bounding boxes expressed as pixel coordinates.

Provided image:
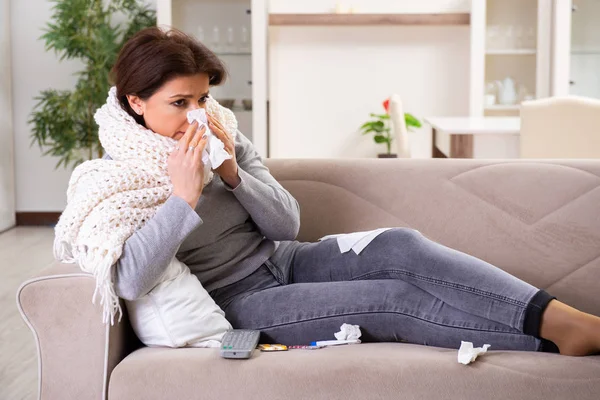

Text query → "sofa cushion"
[108,343,600,400]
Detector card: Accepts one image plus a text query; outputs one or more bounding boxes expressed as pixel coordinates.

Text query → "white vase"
[389,94,411,158]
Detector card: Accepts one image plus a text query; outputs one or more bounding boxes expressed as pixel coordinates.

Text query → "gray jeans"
[210,228,554,351]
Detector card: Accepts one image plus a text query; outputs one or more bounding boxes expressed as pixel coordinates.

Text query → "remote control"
[220,329,261,359]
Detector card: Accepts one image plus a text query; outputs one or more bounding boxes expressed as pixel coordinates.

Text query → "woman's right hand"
[168,121,209,209]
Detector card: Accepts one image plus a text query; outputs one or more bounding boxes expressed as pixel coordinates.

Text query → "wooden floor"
[0,227,55,400]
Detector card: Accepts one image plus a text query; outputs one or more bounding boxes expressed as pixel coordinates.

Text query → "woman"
[106,27,599,356]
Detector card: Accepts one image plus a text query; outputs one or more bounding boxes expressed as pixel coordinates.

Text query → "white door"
[552,0,600,98]
[0,0,16,232]
[569,0,600,98]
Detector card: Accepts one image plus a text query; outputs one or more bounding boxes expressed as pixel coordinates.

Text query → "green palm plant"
[29,0,156,169]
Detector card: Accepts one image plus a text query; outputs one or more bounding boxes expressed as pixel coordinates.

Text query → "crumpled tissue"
[187,108,231,170]
[334,323,362,341]
[458,341,491,365]
[311,324,362,347]
[319,228,393,255]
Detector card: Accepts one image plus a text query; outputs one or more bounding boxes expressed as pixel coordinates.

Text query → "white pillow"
[124,257,232,348]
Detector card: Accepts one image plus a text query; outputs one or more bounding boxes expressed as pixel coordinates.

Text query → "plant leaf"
[360,121,375,130]
[374,135,389,143]
[405,113,422,128]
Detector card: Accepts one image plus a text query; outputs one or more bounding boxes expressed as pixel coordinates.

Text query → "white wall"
[10,0,83,212]
[10,1,159,212]
[1,0,16,230]
[268,1,471,158]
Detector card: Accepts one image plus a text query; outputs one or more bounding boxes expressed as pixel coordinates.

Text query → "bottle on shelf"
[514,26,524,49]
[240,25,250,53]
[227,27,234,53]
[503,25,515,50]
[212,26,220,52]
[486,25,500,50]
[484,82,497,107]
[496,77,517,105]
[525,27,536,49]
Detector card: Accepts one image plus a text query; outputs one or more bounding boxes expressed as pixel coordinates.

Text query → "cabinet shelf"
[214,52,252,56]
[571,48,600,55]
[484,104,521,111]
[485,49,537,55]
[268,13,470,26]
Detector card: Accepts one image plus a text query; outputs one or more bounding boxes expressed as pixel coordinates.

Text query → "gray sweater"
[103,131,300,300]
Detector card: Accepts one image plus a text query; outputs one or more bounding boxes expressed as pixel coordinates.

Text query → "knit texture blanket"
[53,86,237,324]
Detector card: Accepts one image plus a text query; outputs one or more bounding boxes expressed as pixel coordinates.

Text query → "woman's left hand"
[207,113,241,188]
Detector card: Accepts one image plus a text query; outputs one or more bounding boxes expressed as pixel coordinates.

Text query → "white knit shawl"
[53,87,237,324]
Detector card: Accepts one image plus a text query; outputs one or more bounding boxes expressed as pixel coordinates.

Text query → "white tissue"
[457,341,491,365]
[186,109,232,170]
[319,228,392,255]
[334,323,362,341]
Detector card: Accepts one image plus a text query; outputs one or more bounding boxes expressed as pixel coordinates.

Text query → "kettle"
[495,77,517,105]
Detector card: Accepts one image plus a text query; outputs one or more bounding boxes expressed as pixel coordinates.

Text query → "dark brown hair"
[110,27,227,125]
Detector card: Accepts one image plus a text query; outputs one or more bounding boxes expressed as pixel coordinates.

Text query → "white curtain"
[0,0,16,232]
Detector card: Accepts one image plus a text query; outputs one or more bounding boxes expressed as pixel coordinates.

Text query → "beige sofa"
[18,159,600,400]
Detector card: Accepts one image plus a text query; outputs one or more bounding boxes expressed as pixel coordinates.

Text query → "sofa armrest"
[17,262,133,400]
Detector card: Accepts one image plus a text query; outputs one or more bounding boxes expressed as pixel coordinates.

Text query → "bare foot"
[540,300,600,356]
[559,313,600,356]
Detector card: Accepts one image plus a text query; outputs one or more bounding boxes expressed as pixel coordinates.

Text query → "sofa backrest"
[265,158,600,316]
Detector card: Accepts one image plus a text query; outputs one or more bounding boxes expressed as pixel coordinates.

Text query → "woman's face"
[126,73,210,140]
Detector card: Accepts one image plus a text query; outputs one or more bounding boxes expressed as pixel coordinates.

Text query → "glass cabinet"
[568,0,600,98]
[552,0,600,98]
[470,0,552,116]
[156,0,263,149]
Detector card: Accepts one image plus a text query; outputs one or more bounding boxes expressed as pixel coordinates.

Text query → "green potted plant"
[29,0,156,169]
[359,98,422,158]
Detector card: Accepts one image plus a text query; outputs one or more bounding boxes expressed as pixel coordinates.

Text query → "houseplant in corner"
[29,0,156,169]
[359,98,422,158]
